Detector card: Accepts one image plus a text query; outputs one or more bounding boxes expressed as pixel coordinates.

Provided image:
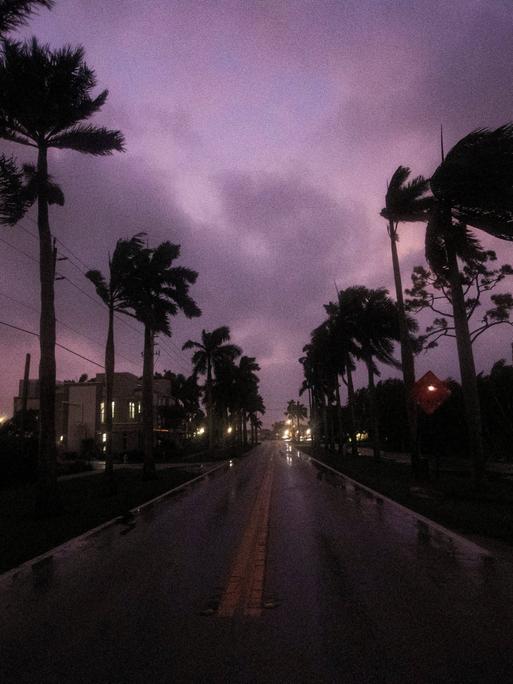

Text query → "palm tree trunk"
[104,302,115,492]
[446,241,485,486]
[346,362,358,457]
[207,361,214,452]
[312,390,320,447]
[219,408,226,448]
[335,376,343,454]
[242,409,248,446]
[389,221,419,475]
[36,144,61,515]
[366,359,380,460]
[327,399,335,451]
[142,325,156,478]
[321,397,328,450]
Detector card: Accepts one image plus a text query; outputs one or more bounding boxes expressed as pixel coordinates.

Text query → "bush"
[0,433,38,487]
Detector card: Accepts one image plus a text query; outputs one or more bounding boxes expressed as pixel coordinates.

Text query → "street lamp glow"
[197,426,205,435]
[427,385,436,392]
[0,415,7,424]
[227,426,233,434]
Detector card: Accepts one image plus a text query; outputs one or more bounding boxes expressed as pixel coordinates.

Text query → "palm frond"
[455,206,513,241]
[0,37,124,150]
[85,269,109,305]
[425,210,448,278]
[210,326,231,348]
[21,162,64,205]
[0,154,27,224]
[50,124,125,155]
[0,0,53,36]
[381,165,432,222]
[431,124,513,218]
[182,339,203,351]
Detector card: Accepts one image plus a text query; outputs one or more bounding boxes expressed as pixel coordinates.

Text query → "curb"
[303,452,492,558]
[0,461,228,586]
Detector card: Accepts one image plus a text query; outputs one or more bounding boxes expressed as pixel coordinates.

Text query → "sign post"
[411,371,451,479]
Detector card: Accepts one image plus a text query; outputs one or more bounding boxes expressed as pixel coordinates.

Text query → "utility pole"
[19,352,31,458]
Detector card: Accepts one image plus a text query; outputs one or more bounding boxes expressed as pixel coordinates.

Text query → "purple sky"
[2,0,513,425]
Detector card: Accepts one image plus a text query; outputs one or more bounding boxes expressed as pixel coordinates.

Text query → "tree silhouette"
[0,38,124,513]
[285,399,308,440]
[406,252,513,350]
[86,234,144,490]
[183,327,241,451]
[339,287,405,459]
[0,1,54,224]
[381,166,431,473]
[128,241,200,478]
[424,124,513,485]
[0,1,53,35]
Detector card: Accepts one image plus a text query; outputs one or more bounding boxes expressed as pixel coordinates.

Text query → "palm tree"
[247,393,265,445]
[86,235,143,490]
[166,372,202,439]
[0,1,54,223]
[183,327,241,451]
[0,0,53,34]
[129,241,201,478]
[341,287,405,459]
[0,39,124,513]
[319,298,361,455]
[381,166,431,474]
[299,344,326,448]
[211,356,238,445]
[285,400,308,440]
[424,124,513,485]
[237,355,260,446]
[308,321,343,451]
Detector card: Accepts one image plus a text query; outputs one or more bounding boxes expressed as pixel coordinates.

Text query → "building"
[13,372,176,455]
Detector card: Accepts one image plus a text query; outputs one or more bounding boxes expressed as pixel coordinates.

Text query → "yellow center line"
[217,458,274,618]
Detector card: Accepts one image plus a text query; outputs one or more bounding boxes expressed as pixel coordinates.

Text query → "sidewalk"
[58,461,212,481]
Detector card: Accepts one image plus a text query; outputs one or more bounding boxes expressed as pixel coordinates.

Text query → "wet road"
[2,441,513,683]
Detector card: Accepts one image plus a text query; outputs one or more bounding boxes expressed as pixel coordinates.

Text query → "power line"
[0,319,105,369]
[58,277,191,372]
[25,214,93,271]
[0,290,141,370]
[2,223,195,374]
[60,274,106,308]
[0,235,39,264]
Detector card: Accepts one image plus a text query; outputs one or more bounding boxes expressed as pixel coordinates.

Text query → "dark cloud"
[2,1,513,424]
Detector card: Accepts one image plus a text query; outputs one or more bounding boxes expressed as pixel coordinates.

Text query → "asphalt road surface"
[2,441,513,683]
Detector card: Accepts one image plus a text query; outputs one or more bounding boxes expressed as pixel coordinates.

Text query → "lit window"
[102,432,107,443]
[138,401,141,414]
[101,401,115,421]
[129,401,136,419]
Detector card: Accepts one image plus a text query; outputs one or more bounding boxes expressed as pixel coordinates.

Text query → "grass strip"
[1,444,252,574]
[300,445,513,546]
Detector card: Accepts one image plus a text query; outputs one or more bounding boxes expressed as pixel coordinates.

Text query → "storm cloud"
[2,0,513,423]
